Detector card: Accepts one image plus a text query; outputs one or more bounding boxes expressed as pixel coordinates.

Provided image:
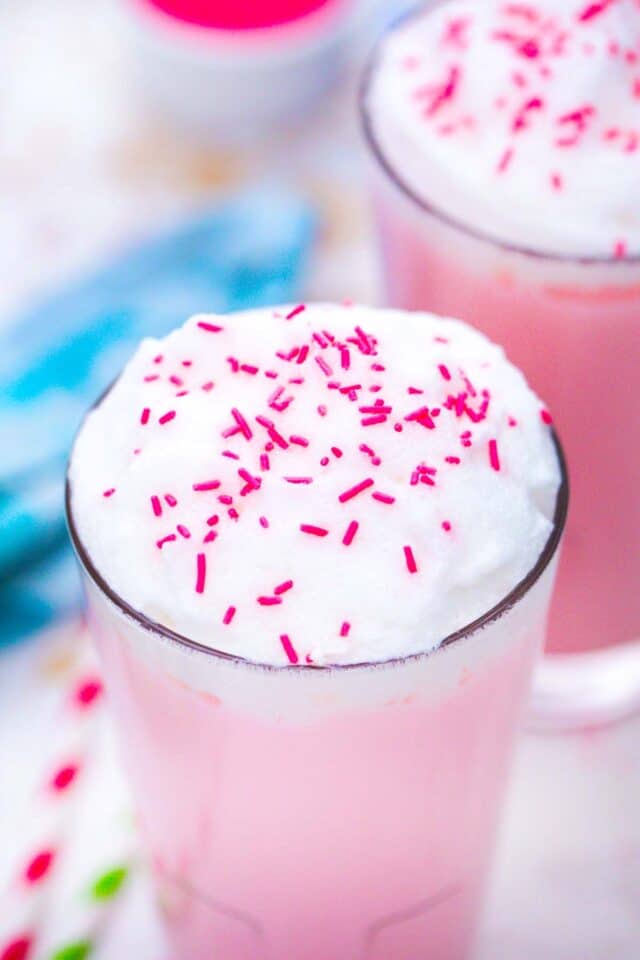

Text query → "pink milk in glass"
[359,2,640,725]
[75,506,564,960]
[66,300,567,954]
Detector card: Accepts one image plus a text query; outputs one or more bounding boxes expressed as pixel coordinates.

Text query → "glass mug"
[359,2,640,729]
[67,420,567,959]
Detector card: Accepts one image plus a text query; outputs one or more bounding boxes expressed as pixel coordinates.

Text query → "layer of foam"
[69,304,560,666]
[366,0,640,257]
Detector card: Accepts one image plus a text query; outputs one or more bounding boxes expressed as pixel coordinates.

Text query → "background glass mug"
[67,440,567,960]
[360,9,640,729]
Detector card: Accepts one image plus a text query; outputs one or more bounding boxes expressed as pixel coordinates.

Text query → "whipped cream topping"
[366,0,640,257]
[69,304,560,666]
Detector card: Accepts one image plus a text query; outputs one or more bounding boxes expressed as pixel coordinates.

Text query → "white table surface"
[1,2,639,956]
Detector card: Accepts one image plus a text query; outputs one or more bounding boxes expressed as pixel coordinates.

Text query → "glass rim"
[66,381,569,675]
[359,1,640,268]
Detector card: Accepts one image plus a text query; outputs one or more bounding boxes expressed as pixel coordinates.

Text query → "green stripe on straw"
[90,866,128,902]
[50,941,92,960]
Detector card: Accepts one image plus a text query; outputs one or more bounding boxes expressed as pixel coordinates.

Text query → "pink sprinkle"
[164,494,178,507]
[144,374,159,382]
[156,534,177,549]
[50,763,79,793]
[256,415,289,450]
[181,360,192,367]
[197,321,224,333]
[231,407,252,440]
[320,456,330,466]
[259,516,269,529]
[238,468,261,495]
[151,495,162,517]
[442,521,452,533]
[438,363,452,381]
[614,239,627,259]
[342,520,359,546]
[193,480,221,492]
[340,347,351,370]
[317,404,328,417]
[405,406,435,430]
[274,580,293,595]
[340,621,351,638]
[577,0,613,21]
[207,514,219,526]
[24,849,56,886]
[296,345,309,365]
[371,363,385,372]
[330,447,342,459]
[169,375,183,387]
[280,634,299,664]
[285,304,306,320]
[265,370,278,379]
[177,524,191,539]
[362,415,388,427]
[260,453,271,471]
[102,488,116,498]
[372,492,396,505]
[403,546,418,574]
[315,356,333,377]
[540,408,554,425]
[508,416,518,427]
[488,438,501,471]
[140,407,151,425]
[158,410,176,425]
[258,596,282,606]
[203,530,217,544]
[497,147,514,173]
[223,606,236,625]
[228,507,239,521]
[285,477,313,485]
[195,553,206,594]
[550,172,563,191]
[289,435,309,447]
[153,354,164,364]
[300,524,329,537]
[445,455,461,464]
[240,363,259,375]
[222,450,240,460]
[338,478,374,503]
[201,381,214,392]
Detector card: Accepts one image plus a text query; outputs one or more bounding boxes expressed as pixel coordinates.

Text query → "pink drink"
[369,177,640,656]
[361,1,640,660]
[67,304,566,956]
[79,546,561,960]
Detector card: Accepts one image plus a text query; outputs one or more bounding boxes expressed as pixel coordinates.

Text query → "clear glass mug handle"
[528,640,640,731]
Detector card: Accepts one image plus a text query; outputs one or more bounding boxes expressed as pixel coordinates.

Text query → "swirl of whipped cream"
[366,0,640,257]
[69,304,560,665]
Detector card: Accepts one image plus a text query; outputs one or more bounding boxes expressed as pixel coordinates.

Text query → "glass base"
[527,640,640,732]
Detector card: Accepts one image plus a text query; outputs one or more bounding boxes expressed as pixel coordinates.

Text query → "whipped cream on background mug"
[361,0,640,725]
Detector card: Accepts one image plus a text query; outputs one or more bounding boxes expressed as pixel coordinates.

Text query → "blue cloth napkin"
[0,187,315,645]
